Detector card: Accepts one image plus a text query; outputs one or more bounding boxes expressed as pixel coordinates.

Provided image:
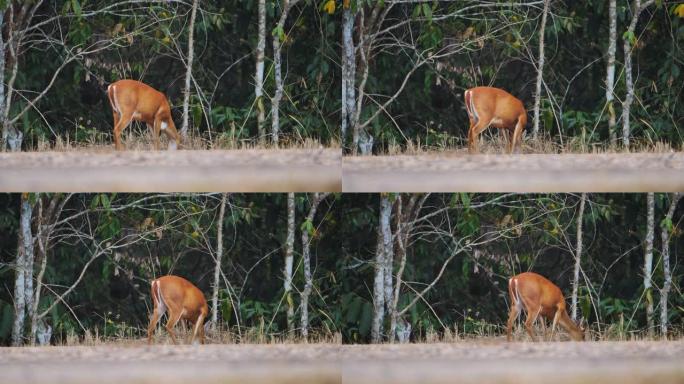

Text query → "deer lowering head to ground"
[464,86,527,154]
[147,275,208,345]
[107,79,181,151]
[506,272,585,342]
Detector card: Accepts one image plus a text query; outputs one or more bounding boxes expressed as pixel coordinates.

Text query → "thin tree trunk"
[644,192,655,337]
[571,193,586,321]
[271,0,300,146]
[659,193,681,338]
[380,194,394,324]
[180,0,199,139]
[255,0,266,144]
[605,0,617,145]
[284,193,296,334]
[341,6,356,151]
[621,0,655,149]
[371,224,385,343]
[211,193,228,330]
[12,193,33,346]
[389,196,406,343]
[532,0,550,140]
[300,192,329,339]
[0,10,6,149]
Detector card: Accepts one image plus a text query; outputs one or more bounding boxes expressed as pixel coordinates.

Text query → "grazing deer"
[107,79,181,151]
[464,86,527,154]
[506,272,585,341]
[147,275,208,345]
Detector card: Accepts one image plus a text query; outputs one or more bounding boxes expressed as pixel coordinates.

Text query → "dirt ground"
[0,149,341,192]
[1,341,682,384]
[343,152,684,192]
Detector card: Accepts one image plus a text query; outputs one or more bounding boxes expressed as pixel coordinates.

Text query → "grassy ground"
[1,340,682,384]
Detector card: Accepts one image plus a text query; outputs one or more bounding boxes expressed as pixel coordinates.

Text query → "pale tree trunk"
[389,196,405,343]
[211,193,228,330]
[605,0,617,145]
[300,193,329,339]
[370,225,385,343]
[180,0,199,139]
[271,0,301,146]
[31,194,65,345]
[341,6,356,151]
[389,194,427,343]
[532,0,550,140]
[622,0,655,149]
[255,0,266,143]
[380,194,394,324]
[12,193,34,345]
[659,193,681,338]
[644,192,655,337]
[284,193,296,334]
[571,193,587,321]
[0,10,6,149]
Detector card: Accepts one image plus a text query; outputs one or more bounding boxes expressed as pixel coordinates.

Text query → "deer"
[506,272,585,342]
[147,275,208,345]
[107,79,181,151]
[464,86,527,154]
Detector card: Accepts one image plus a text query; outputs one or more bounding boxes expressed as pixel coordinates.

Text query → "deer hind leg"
[506,302,521,342]
[164,305,184,344]
[113,111,133,151]
[524,305,541,342]
[468,118,491,154]
[147,305,166,344]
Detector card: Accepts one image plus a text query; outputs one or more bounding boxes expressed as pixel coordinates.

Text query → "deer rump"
[148,276,208,344]
[464,87,527,153]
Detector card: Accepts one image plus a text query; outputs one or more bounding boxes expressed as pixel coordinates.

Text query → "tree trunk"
[380,194,394,324]
[389,196,406,343]
[571,193,586,321]
[371,224,385,343]
[659,193,681,338]
[341,6,356,151]
[12,193,34,346]
[271,0,300,146]
[0,10,5,150]
[211,193,228,330]
[284,192,296,334]
[180,0,199,139]
[300,193,329,339]
[621,0,655,149]
[531,0,550,140]
[644,192,655,337]
[255,0,266,143]
[605,0,617,145]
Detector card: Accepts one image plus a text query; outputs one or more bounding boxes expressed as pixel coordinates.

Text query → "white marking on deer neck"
[161,122,168,131]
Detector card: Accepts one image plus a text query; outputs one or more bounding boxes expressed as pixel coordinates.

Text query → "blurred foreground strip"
[343,153,684,192]
[0,149,341,192]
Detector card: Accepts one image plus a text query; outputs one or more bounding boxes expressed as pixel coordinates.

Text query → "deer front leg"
[152,118,162,151]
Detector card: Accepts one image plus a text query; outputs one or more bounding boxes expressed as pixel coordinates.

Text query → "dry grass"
[60,324,342,347]
[381,130,680,156]
[33,128,338,153]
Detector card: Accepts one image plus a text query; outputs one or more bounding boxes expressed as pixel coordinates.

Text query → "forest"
[1,192,682,345]
[0,1,680,153]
